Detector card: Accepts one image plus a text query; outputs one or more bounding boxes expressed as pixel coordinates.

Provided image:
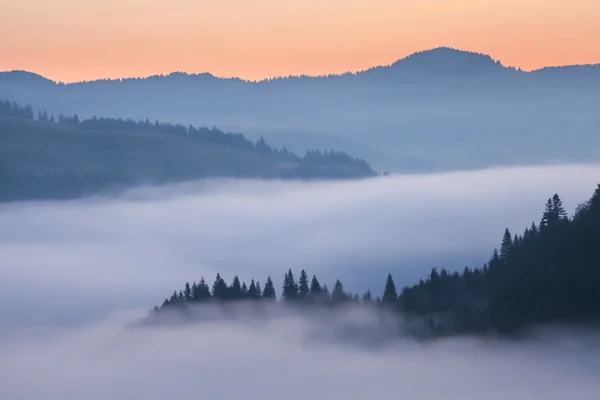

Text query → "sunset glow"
[1,0,599,82]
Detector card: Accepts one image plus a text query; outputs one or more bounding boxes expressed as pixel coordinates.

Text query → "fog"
[1,305,600,399]
[2,164,600,398]
[1,163,599,327]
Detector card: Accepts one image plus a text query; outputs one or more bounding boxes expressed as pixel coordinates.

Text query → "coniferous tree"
[500,228,513,262]
[541,198,554,227]
[331,279,346,303]
[230,276,243,300]
[382,273,398,305]
[282,269,298,302]
[183,282,192,301]
[362,290,373,303]
[262,276,276,300]
[310,275,322,295]
[247,279,259,299]
[322,284,330,301]
[255,281,262,299]
[298,270,310,300]
[552,194,568,220]
[241,282,248,298]
[212,273,228,300]
[197,278,211,301]
[191,281,199,300]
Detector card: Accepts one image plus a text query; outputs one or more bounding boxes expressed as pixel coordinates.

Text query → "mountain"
[1,47,600,171]
[0,101,375,202]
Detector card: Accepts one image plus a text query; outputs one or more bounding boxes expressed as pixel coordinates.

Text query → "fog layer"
[1,306,599,400]
[1,164,599,327]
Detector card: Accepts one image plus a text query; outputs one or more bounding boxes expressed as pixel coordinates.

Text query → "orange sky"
[1,0,599,83]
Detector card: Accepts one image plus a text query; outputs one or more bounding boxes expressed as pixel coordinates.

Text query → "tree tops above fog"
[152,186,600,336]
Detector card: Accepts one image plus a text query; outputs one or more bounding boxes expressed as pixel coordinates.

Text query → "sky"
[1,0,599,82]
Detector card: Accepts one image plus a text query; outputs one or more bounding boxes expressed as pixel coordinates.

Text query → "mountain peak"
[383,47,510,76]
[0,70,55,85]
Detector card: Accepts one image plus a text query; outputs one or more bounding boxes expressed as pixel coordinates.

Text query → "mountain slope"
[0,101,376,202]
[1,47,599,171]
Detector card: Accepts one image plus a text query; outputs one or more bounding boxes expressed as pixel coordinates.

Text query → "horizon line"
[2,46,599,85]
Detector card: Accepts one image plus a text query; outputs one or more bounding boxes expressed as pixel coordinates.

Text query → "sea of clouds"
[1,164,600,398]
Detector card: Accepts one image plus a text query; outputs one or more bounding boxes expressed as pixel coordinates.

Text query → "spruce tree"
[241,282,248,298]
[255,281,262,299]
[282,269,298,302]
[298,270,310,299]
[262,276,276,300]
[183,282,192,301]
[552,194,568,220]
[310,275,322,296]
[541,198,554,227]
[500,228,513,261]
[198,278,211,301]
[362,290,372,303]
[382,273,398,305]
[191,281,199,300]
[247,279,259,299]
[212,273,228,300]
[331,279,346,303]
[231,276,242,300]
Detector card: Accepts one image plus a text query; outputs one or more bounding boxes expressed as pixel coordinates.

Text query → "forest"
[149,184,600,336]
[0,100,375,202]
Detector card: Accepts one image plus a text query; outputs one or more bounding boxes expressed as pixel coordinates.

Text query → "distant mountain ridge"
[2,47,599,85]
[1,47,599,172]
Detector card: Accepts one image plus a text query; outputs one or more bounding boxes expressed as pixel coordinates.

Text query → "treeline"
[152,185,600,335]
[153,270,400,312]
[0,99,376,201]
[0,99,372,168]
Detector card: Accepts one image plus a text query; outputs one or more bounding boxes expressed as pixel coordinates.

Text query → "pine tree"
[362,290,372,303]
[382,273,398,305]
[331,279,346,303]
[255,281,262,299]
[241,282,248,298]
[282,269,298,302]
[500,228,513,261]
[230,276,242,299]
[322,284,330,301]
[552,194,567,220]
[262,276,276,300]
[541,198,553,227]
[247,279,259,299]
[212,273,228,299]
[191,281,199,300]
[197,278,211,301]
[298,270,310,299]
[310,275,322,296]
[183,282,192,301]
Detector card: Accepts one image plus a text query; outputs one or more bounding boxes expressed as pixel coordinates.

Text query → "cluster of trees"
[0,100,34,119]
[153,186,600,335]
[154,270,402,313]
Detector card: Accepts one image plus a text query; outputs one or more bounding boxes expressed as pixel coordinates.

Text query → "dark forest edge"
[146,184,600,337]
[0,100,376,202]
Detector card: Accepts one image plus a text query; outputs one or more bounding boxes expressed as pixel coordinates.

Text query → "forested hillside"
[2,48,599,171]
[0,100,375,201]
[147,184,600,336]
